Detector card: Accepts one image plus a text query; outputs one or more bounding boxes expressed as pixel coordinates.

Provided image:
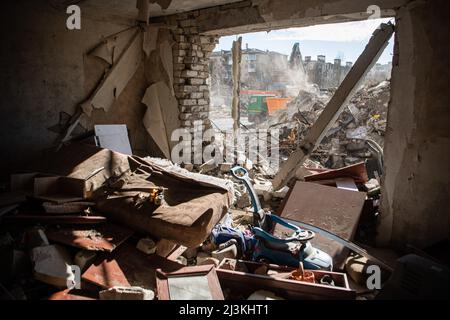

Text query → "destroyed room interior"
[0,0,449,303]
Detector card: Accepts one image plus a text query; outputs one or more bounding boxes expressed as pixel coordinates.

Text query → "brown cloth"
[40,144,231,247]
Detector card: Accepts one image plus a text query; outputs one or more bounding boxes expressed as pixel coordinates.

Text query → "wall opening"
[207,18,394,176]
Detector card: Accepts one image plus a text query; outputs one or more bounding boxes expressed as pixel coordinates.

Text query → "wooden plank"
[275,181,366,269]
[231,37,242,134]
[304,162,369,183]
[272,23,394,189]
[2,215,107,225]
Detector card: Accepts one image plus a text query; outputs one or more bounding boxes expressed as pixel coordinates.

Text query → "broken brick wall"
[378,0,450,249]
[169,12,218,130]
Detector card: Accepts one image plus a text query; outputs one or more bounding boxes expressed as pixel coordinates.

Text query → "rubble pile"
[271,80,390,169]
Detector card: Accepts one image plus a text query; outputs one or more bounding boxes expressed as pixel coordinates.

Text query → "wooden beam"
[231,37,242,135]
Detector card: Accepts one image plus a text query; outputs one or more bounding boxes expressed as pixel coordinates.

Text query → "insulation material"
[82,29,143,117]
[142,81,180,159]
[143,26,158,57]
[89,27,139,65]
[158,29,175,94]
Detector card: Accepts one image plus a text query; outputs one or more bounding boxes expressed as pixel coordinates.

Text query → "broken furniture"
[231,166,332,270]
[95,155,232,248]
[156,265,224,300]
[31,144,233,248]
[217,259,355,300]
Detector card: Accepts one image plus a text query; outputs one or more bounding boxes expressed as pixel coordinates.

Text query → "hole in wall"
[207,18,395,176]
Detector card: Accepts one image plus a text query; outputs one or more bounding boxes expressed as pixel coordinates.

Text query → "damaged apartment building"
[0,0,449,301]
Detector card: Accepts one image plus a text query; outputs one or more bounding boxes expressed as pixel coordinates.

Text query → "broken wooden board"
[304,162,369,184]
[2,214,107,225]
[82,242,183,290]
[46,223,133,252]
[275,181,367,269]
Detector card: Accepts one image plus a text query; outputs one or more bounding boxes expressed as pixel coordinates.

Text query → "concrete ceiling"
[80,0,242,23]
[148,0,243,17]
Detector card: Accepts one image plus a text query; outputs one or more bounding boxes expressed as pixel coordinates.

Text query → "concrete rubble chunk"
[211,244,238,262]
[99,286,155,300]
[136,238,156,255]
[253,178,273,202]
[176,255,188,265]
[30,245,73,288]
[272,186,290,199]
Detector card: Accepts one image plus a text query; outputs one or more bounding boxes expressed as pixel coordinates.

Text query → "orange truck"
[241,90,291,123]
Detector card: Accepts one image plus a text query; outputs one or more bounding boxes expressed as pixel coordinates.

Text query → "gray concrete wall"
[0,0,152,178]
[379,0,450,248]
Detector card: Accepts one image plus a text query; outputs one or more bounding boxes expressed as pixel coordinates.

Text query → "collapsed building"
[0,0,449,301]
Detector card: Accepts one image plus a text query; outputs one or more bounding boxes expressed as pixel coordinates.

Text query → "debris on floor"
[99,286,155,300]
[0,140,448,300]
[268,80,390,170]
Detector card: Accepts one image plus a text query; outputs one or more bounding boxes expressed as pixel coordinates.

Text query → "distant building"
[303,55,353,89]
[210,44,289,92]
[209,44,392,107]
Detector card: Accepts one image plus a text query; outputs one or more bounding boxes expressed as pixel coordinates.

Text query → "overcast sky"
[214,18,394,65]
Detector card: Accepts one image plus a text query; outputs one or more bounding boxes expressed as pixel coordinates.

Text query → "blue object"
[210,219,255,257]
[230,166,333,270]
[252,214,333,270]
